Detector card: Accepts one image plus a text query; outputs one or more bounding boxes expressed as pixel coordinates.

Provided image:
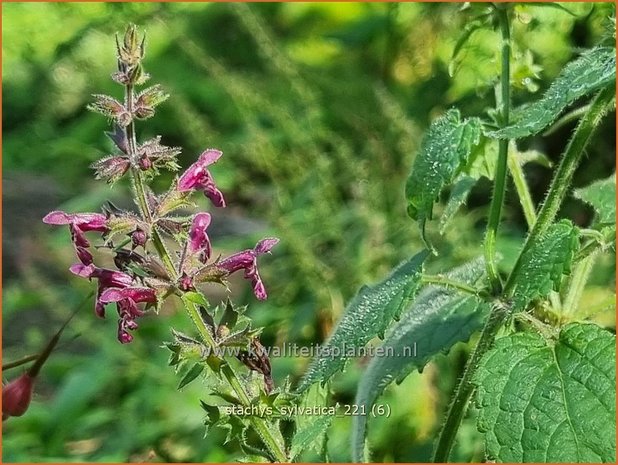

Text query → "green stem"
[185,300,287,462]
[124,83,177,279]
[433,301,510,462]
[504,84,615,295]
[562,249,598,317]
[507,147,537,230]
[421,275,479,296]
[484,6,511,295]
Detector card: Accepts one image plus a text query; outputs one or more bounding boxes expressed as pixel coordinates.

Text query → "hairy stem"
[433,301,509,462]
[484,6,511,295]
[421,275,479,296]
[507,148,537,230]
[504,84,615,295]
[124,83,177,279]
[185,301,287,462]
[561,249,598,317]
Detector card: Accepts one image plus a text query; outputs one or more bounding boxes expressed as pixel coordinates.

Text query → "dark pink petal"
[76,246,94,265]
[198,149,223,166]
[218,250,255,274]
[189,213,212,261]
[177,150,226,207]
[255,238,279,254]
[252,277,268,300]
[70,263,97,278]
[100,287,157,304]
[43,211,108,232]
[43,211,74,225]
[203,183,226,208]
[70,224,90,248]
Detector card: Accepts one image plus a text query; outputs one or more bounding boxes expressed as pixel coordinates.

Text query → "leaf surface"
[574,174,616,226]
[489,47,616,139]
[405,110,481,230]
[510,220,579,311]
[351,258,489,462]
[298,251,429,392]
[475,323,616,462]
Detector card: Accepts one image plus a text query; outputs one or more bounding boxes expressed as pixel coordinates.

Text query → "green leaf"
[448,19,484,77]
[290,384,332,460]
[405,110,482,233]
[298,251,429,392]
[178,363,204,390]
[509,220,579,311]
[439,175,477,234]
[489,47,616,139]
[351,258,489,462]
[475,323,616,462]
[574,174,616,225]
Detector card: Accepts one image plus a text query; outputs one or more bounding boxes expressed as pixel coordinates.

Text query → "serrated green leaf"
[405,110,482,232]
[510,219,579,311]
[351,258,489,462]
[489,47,616,139]
[298,251,429,392]
[574,174,616,225]
[475,323,616,462]
[290,384,332,460]
[178,363,204,389]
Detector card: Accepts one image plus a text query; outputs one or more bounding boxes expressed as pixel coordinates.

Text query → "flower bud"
[131,227,148,248]
[138,154,152,171]
[91,156,130,183]
[2,374,34,420]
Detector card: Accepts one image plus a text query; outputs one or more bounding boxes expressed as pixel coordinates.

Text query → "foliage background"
[2,2,615,462]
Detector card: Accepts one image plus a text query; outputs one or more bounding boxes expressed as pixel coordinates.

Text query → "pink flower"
[100,287,157,344]
[189,213,212,263]
[177,149,226,207]
[43,211,109,265]
[2,374,34,421]
[217,238,279,300]
[70,264,157,343]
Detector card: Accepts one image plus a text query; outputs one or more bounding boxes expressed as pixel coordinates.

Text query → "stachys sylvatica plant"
[38,24,292,462]
[298,3,616,464]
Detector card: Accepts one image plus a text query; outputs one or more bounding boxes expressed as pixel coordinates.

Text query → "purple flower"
[43,211,109,265]
[177,149,226,207]
[100,287,157,344]
[189,213,212,263]
[217,238,279,300]
[71,264,157,344]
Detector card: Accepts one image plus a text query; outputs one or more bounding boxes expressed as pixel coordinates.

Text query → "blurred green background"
[2,2,615,462]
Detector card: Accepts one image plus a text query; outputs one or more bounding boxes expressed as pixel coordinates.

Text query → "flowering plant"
[37,24,289,461]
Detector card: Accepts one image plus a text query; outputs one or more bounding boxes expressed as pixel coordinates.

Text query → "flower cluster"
[43,25,278,344]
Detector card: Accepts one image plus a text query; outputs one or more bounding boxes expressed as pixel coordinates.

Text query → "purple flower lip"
[189,212,212,263]
[99,287,157,305]
[217,237,279,300]
[177,149,226,207]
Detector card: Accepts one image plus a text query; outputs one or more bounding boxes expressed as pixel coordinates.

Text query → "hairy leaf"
[352,258,489,462]
[298,251,429,392]
[439,175,477,233]
[290,384,332,460]
[475,323,616,462]
[405,110,481,231]
[574,174,616,226]
[489,47,616,139]
[178,363,205,390]
[510,220,579,311]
